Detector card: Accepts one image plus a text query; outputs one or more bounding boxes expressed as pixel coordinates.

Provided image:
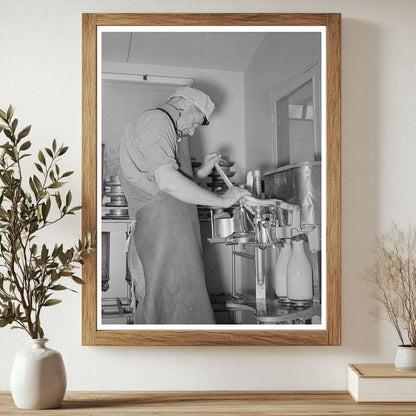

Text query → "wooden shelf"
[2,391,416,415]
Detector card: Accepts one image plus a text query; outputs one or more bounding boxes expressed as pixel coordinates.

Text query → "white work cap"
[169,86,215,125]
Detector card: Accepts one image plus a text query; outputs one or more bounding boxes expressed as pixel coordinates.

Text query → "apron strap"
[125,220,137,252]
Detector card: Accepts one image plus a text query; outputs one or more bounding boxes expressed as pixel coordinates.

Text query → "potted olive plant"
[363,223,416,370]
[0,106,94,409]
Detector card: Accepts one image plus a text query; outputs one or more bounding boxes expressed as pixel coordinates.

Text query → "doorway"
[273,62,321,167]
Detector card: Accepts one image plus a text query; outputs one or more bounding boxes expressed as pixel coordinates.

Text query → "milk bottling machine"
[207,161,322,325]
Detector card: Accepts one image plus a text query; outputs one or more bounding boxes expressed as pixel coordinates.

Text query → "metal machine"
[207,161,322,325]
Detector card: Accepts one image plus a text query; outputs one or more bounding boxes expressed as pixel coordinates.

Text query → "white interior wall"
[1,0,416,391]
[289,120,315,163]
[244,32,321,172]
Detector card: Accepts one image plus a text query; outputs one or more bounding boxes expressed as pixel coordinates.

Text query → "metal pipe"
[231,245,236,297]
[255,247,265,287]
[232,251,255,260]
[214,162,234,189]
[210,209,215,238]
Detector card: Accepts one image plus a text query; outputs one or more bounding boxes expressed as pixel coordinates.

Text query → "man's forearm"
[154,164,224,207]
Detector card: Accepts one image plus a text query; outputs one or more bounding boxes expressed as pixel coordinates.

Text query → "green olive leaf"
[17,125,31,140]
[43,299,62,307]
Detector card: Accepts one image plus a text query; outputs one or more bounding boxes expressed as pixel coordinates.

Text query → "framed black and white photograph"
[82,13,341,346]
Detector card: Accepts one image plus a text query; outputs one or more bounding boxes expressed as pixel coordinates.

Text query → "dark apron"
[132,192,215,324]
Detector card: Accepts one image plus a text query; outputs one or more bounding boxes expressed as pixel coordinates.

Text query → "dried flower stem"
[363,223,416,347]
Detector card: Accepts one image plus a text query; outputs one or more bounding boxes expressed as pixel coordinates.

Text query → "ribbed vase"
[394,346,416,371]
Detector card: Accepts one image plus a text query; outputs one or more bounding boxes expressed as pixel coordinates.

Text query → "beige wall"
[1,0,416,391]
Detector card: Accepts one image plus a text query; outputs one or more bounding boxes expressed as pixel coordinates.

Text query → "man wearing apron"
[119,87,249,324]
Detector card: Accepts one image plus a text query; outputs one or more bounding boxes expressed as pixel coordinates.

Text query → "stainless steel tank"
[264,161,321,226]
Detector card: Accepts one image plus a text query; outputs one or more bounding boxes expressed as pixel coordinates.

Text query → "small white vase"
[394,345,416,371]
[10,338,67,409]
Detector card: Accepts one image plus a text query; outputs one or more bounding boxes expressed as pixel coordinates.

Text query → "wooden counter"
[1,391,416,415]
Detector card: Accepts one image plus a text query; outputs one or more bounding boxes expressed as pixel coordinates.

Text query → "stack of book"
[348,364,416,402]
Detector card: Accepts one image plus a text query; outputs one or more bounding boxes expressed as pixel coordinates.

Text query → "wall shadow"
[340,18,382,356]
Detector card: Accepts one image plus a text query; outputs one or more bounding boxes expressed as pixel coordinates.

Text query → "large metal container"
[264,161,321,226]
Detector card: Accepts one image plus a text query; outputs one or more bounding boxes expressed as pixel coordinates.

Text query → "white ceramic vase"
[394,345,416,371]
[10,338,67,409]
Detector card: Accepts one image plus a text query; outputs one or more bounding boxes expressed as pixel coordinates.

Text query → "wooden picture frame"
[82,13,341,346]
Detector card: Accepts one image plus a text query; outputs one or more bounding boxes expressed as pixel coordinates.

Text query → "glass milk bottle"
[287,235,313,306]
[274,239,292,303]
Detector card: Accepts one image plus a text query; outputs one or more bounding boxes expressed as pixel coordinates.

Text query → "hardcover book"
[348,364,416,402]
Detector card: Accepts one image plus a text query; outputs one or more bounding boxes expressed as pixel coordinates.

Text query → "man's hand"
[220,187,251,208]
[196,152,221,179]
